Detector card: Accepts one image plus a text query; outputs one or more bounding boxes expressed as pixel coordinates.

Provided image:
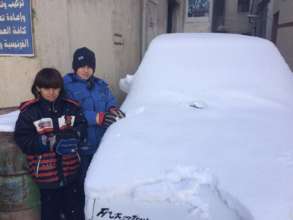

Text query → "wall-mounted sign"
[0,0,33,56]
[187,0,209,18]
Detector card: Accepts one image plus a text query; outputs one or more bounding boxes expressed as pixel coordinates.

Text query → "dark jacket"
[14,97,87,189]
[63,73,117,155]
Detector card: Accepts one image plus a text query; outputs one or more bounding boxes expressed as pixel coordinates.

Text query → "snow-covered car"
[84,33,293,220]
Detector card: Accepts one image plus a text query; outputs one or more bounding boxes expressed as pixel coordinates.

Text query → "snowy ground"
[0,110,19,132]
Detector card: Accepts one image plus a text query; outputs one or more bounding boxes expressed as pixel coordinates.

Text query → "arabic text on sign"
[0,38,29,50]
[0,0,25,9]
[0,25,26,35]
[0,12,26,22]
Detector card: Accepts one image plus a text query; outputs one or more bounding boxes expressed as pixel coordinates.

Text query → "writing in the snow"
[97,208,150,220]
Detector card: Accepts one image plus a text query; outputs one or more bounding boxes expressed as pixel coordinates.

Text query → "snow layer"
[85,33,293,220]
[0,110,19,132]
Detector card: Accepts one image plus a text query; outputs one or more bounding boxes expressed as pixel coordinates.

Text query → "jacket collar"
[39,96,63,114]
[65,72,108,88]
[69,72,92,83]
[67,72,104,84]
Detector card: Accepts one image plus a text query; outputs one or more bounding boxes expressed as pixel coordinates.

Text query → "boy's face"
[37,87,60,102]
[76,65,94,80]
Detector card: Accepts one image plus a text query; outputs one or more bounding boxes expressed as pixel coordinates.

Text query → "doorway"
[271,11,279,44]
[142,0,159,55]
[167,0,180,33]
[212,0,225,32]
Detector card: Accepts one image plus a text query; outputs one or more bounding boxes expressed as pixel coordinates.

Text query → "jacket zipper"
[36,155,42,177]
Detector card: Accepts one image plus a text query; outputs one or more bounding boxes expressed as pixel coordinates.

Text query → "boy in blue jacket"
[64,47,125,182]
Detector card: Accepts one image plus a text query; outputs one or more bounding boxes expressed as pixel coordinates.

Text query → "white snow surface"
[85,33,293,220]
[119,74,135,93]
[0,110,19,132]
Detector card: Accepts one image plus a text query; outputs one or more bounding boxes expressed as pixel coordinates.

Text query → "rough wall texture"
[277,28,293,70]
[274,0,293,70]
[0,0,142,107]
[183,0,213,32]
[223,0,250,34]
[141,0,168,54]
[0,57,40,107]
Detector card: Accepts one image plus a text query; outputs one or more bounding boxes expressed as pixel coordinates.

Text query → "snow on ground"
[0,110,19,132]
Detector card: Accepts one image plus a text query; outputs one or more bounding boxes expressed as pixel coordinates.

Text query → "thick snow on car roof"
[86,33,293,220]
[125,33,293,109]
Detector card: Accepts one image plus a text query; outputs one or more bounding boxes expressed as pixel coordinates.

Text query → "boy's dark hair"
[31,68,65,98]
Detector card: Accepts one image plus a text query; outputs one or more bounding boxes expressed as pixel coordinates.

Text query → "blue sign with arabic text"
[0,0,33,56]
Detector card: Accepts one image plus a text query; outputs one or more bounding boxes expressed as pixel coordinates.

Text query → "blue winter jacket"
[64,73,117,155]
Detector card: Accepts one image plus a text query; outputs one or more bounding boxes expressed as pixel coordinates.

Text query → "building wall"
[265,0,274,39]
[141,0,168,54]
[184,18,212,32]
[171,0,185,33]
[223,0,250,34]
[162,0,214,33]
[183,0,214,32]
[0,0,142,107]
[272,0,293,70]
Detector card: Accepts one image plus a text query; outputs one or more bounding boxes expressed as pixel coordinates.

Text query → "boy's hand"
[103,108,125,128]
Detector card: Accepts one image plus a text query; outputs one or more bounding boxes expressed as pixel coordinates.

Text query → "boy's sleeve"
[83,110,99,126]
[64,84,99,126]
[84,86,117,126]
[105,86,118,111]
[14,112,50,154]
[73,106,87,141]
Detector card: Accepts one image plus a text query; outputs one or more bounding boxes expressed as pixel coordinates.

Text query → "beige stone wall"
[277,28,293,70]
[0,57,40,107]
[183,0,213,32]
[184,18,212,32]
[223,0,250,34]
[141,0,168,54]
[275,0,293,23]
[0,0,142,107]
[273,0,293,71]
